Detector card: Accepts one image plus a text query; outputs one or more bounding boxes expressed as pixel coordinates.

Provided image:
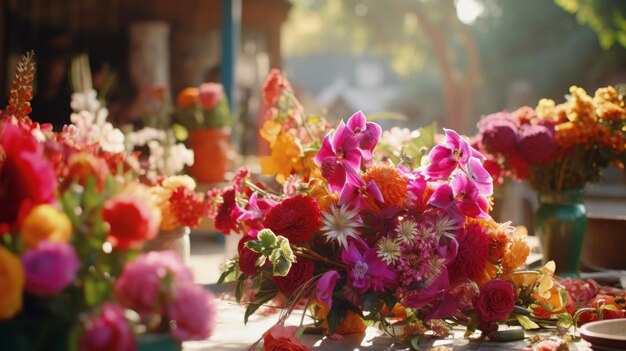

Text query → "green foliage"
[245,229,296,276]
[555,0,626,49]
[175,99,230,130]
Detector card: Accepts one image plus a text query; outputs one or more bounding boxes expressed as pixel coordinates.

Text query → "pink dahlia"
[263,195,321,243]
[517,124,558,164]
[447,222,489,282]
[167,283,217,341]
[80,303,136,351]
[477,112,518,156]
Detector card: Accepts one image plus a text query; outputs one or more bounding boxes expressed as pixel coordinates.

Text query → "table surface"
[183,296,593,351]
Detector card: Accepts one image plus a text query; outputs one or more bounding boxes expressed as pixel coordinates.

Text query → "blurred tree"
[555,0,626,49]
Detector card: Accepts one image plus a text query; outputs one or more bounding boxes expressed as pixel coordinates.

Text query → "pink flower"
[424,129,473,180]
[316,271,340,308]
[102,194,159,249]
[114,251,193,319]
[428,173,490,219]
[22,241,80,296]
[80,303,136,351]
[477,112,518,155]
[341,237,396,293]
[517,124,558,164]
[198,82,224,110]
[263,324,311,351]
[345,111,382,165]
[0,120,57,229]
[167,283,217,341]
[473,279,516,324]
[338,178,383,211]
[314,122,362,192]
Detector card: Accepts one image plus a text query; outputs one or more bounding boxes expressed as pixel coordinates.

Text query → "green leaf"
[490,329,525,341]
[326,303,348,335]
[276,236,295,261]
[255,254,267,268]
[235,274,247,303]
[272,256,292,276]
[244,290,278,324]
[258,229,278,248]
[245,240,265,253]
[516,315,540,330]
[362,292,378,311]
[410,335,421,350]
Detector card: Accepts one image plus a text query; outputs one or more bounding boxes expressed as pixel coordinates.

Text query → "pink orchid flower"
[338,178,384,211]
[316,270,340,308]
[315,122,362,192]
[465,156,493,196]
[341,237,397,293]
[428,173,490,219]
[237,192,276,223]
[346,111,382,165]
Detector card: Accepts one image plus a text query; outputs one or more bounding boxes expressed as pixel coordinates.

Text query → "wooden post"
[220,0,241,112]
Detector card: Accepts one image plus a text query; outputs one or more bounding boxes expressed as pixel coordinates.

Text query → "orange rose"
[177,87,199,109]
[20,204,72,248]
[263,324,310,351]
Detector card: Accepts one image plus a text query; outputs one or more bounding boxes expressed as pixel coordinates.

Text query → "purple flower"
[316,270,340,308]
[428,173,490,219]
[517,124,558,164]
[237,192,276,223]
[22,241,80,296]
[315,122,362,192]
[341,237,396,293]
[477,112,518,155]
[167,283,217,341]
[346,111,382,165]
[338,178,384,211]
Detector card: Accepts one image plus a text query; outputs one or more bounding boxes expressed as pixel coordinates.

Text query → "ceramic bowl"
[580,318,626,351]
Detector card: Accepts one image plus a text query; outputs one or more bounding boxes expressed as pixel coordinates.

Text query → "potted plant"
[175,83,231,183]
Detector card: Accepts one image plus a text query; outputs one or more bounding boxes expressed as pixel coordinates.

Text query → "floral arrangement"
[473,86,626,191]
[150,174,211,231]
[211,71,579,350]
[0,52,216,350]
[175,82,230,129]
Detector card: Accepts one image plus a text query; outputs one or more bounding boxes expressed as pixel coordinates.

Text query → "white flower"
[395,219,418,243]
[431,213,463,240]
[376,237,401,264]
[321,204,363,248]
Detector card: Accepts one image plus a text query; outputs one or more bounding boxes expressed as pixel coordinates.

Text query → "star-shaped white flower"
[321,204,363,248]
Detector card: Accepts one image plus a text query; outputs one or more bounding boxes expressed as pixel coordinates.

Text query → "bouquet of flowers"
[211,71,573,350]
[473,86,626,191]
[0,52,216,350]
[175,82,230,130]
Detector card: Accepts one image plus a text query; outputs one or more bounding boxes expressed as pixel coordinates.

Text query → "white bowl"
[580,318,626,351]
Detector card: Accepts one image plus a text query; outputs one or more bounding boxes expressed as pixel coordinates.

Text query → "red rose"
[198,83,224,110]
[263,195,320,243]
[263,324,310,351]
[273,258,314,296]
[0,121,56,228]
[473,279,516,324]
[102,194,159,249]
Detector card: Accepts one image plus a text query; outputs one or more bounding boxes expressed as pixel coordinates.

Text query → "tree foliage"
[555,0,626,49]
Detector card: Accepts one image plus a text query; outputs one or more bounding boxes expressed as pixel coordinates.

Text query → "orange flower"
[502,227,531,274]
[363,163,408,208]
[0,246,24,319]
[313,302,366,335]
[176,87,199,109]
[259,117,282,148]
[308,179,337,212]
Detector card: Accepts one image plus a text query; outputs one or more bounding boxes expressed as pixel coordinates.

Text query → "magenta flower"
[237,192,276,230]
[465,157,493,196]
[316,270,340,308]
[424,129,472,180]
[114,251,193,320]
[80,303,136,351]
[346,111,382,164]
[517,124,558,164]
[341,238,396,293]
[315,122,362,192]
[338,178,384,211]
[428,173,490,219]
[167,283,217,341]
[477,111,518,155]
[22,241,80,296]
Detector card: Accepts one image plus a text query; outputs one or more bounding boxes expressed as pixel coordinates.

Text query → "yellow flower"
[259,118,283,148]
[260,132,303,184]
[0,246,24,319]
[502,226,531,274]
[20,204,72,248]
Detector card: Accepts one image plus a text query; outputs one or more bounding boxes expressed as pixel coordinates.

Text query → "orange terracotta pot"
[188,128,230,183]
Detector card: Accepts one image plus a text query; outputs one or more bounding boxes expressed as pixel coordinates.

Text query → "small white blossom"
[321,204,363,249]
[376,237,401,264]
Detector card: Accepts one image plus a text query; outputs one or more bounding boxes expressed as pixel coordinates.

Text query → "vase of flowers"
[144,226,191,265]
[175,83,231,183]
[208,70,572,350]
[535,189,586,277]
[474,86,626,276]
[0,52,216,350]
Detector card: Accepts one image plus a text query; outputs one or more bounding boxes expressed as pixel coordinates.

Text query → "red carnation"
[272,258,314,296]
[448,222,489,282]
[103,194,159,249]
[214,188,239,234]
[170,186,209,228]
[473,279,516,324]
[263,195,321,243]
[238,235,262,275]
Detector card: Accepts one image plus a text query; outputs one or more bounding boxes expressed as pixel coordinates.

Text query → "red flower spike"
[4,51,36,119]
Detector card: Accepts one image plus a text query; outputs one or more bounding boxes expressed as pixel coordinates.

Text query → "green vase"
[137,333,182,351]
[534,189,586,277]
